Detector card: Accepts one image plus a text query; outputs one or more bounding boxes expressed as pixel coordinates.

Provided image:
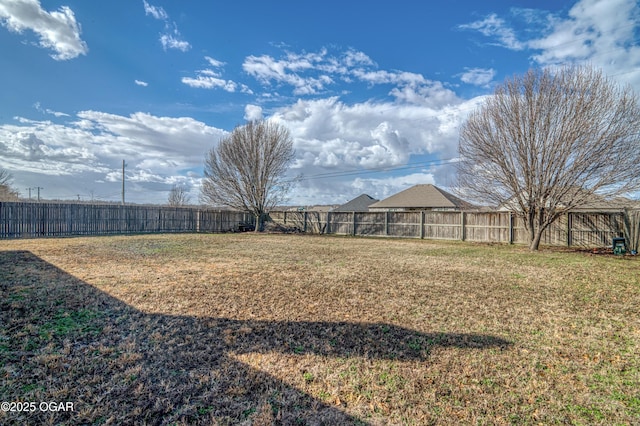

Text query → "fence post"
[460,211,466,241]
[420,211,425,239]
[385,211,389,236]
[566,212,572,247]
[509,212,515,244]
[303,211,308,233]
[326,211,331,234]
[352,211,356,236]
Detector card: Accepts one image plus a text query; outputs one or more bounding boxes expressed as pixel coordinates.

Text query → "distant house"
[273,205,339,212]
[333,194,379,212]
[498,189,640,212]
[368,184,474,212]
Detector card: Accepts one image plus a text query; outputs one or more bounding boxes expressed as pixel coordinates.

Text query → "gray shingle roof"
[368,184,473,210]
[333,194,379,212]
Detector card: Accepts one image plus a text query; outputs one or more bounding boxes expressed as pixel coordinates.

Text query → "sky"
[1,0,639,206]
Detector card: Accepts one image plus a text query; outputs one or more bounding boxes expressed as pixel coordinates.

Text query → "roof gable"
[333,194,379,212]
[369,184,473,209]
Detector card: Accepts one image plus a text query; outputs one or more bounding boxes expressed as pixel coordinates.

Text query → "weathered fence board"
[268,210,636,248]
[0,202,253,239]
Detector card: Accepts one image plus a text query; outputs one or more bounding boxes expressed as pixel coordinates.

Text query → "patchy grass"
[1,233,638,425]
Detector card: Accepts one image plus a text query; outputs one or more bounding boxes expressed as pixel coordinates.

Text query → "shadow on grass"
[0,251,511,425]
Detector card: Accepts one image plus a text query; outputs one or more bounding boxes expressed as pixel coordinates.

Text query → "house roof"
[498,188,640,212]
[368,184,474,210]
[333,194,379,212]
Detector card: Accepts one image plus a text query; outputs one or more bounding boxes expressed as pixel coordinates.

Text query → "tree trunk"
[529,230,543,251]
[254,212,262,232]
[528,210,536,248]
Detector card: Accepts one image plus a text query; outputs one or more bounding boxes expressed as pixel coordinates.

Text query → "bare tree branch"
[457,66,640,250]
[167,185,191,206]
[0,168,19,201]
[200,120,295,231]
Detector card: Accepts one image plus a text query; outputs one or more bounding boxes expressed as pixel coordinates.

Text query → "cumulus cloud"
[142,1,191,52]
[528,0,640,86]
[267,94,483,204]
[242,46,464,107]
[0,0,88,60]
[244,104,263,121]
[134,80,148,87]
[243,48,379,95]
[460,0,640,88]
[182,57,253,93]
[243,53,334,95]
[459,67,496,86]
[0,112,226,202]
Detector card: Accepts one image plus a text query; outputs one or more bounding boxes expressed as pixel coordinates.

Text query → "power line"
[287,157,459,183]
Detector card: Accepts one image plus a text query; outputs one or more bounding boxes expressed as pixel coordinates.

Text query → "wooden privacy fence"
[269,210,635,247]
[0,202,254,239]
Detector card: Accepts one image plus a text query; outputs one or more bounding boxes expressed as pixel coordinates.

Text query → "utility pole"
[121,159,126,206]
[35,187,43,201]
[27,187,32,200]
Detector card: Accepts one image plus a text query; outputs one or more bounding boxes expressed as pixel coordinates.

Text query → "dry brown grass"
[1,233,639,425]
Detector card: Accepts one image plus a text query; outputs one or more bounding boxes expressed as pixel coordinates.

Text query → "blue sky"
[1,0,639,205]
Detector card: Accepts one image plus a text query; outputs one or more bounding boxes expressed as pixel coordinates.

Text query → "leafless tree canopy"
[0,168,19,201]
[167,185,191,206]
[458,66,640,250]
[200,120,295,231]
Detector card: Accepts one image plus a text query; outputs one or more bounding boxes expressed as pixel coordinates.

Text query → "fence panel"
[0,202,252,239]
[2,202,632,247]
[464,212,511,243]
[266,210,631,247]
[386,212,421,238]
[328,212,354,235]
[423,212,462,240]
[570,212,623,247]
[355,212,385,236]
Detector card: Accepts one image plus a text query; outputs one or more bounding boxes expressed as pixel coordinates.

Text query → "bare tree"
[458,66,640,250]
[200,120,295,231]
[167,184,191,206]
[0,168,19,201]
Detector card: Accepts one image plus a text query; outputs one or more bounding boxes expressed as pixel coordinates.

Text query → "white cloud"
[205,56,226,68]
[142,1,191,52]
[160,33,190,52]
[527,0,640,87]
[244,105,263,121]
[458,13,524,50]
[182,75,252,93]
[135,80,149,87]
[142,0,167,20]
[459,67,496,86]
[243,47,465,105]
[33,102,70,117]
[0,0,88,60]
[268,94,481,204]
[243,48,381,95]
[460,0,640,89]
[0,112,227,202]
[183,57,253,93]
[243,53,335,95]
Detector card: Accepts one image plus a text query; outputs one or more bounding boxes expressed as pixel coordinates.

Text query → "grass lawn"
[1,233,639,425]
